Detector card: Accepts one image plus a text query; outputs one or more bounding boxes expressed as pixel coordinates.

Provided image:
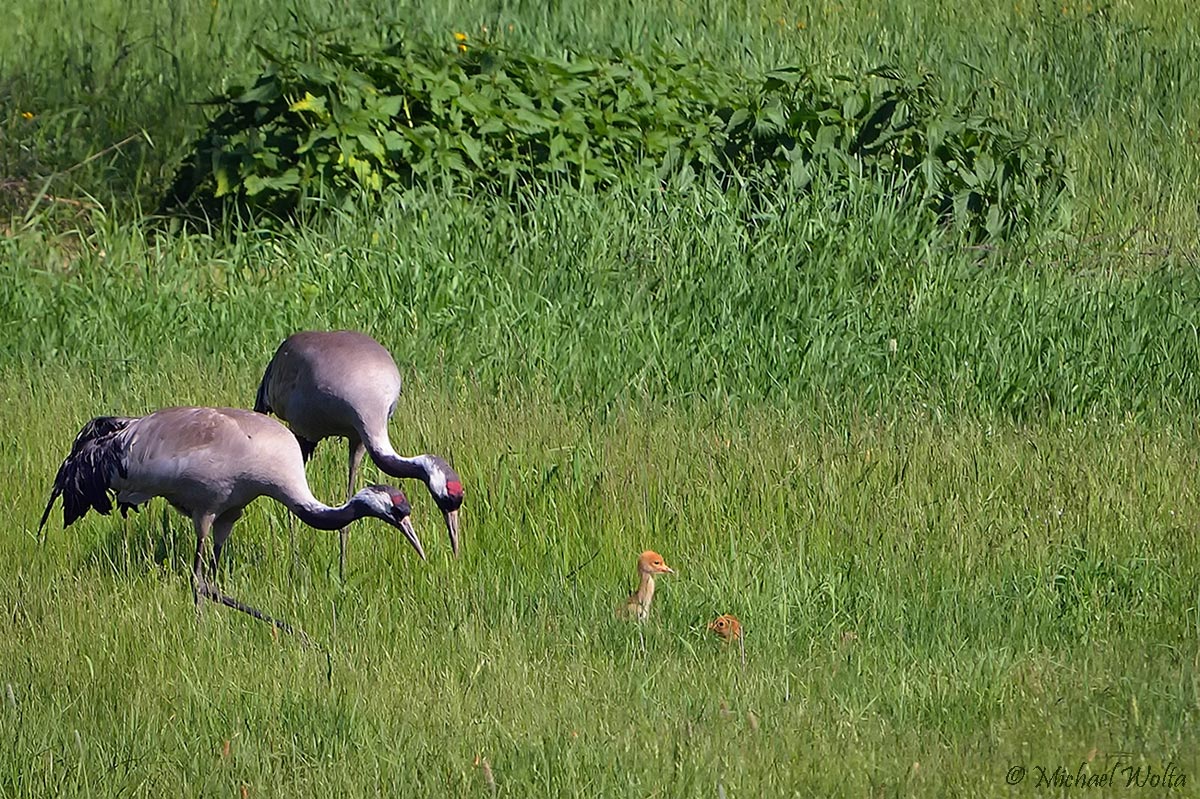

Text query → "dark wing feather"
[253,356,274,414]
[39,416,135,531]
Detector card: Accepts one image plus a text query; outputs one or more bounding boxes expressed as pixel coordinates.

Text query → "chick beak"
[445,509,461,558]
[400,516,426,561]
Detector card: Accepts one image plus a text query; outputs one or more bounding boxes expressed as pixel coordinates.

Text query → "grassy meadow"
[2,0,1200,795]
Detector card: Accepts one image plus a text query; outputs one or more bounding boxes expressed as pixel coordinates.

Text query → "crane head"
[361,484,425,561]
[424,455,464,558]
[637,550,675,575]
[708,614,742,642]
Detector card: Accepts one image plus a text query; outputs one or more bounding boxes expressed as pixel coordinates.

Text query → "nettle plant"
[161,36,1068,239]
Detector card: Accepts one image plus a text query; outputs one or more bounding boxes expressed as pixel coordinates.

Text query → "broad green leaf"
[478,118,507,135]
[289,92,327,116]
[382,129,406,152]
[232,77,280,105]
[725,109,751,133]
[814,124,840,153]
[356,132,386,159]
[372,95,405,118]
[214,166,232,197]
[243,175,267,196]
[842,93,864,120]
[459,133,483,166]
[544,134,566,163]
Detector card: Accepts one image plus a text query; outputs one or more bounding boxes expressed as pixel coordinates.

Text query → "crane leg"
[210,509,242,576]
[288,514,296,576]
[339,440,366,582]
[197,511,315,646]
[202,587,314,648]
[191,512,216,612]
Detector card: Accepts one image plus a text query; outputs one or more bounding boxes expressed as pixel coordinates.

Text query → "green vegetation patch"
[162,36,1068,240]
[4,371,1199,797]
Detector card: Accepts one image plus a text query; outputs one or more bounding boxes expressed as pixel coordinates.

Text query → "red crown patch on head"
[446,480,463,499]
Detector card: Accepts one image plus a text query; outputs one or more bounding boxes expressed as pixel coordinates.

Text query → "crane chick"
[616,550,675,621]
[707,614,743,643]
[709,613,746,664]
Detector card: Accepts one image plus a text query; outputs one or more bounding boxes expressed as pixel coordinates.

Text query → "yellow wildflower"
[21,111,34,120]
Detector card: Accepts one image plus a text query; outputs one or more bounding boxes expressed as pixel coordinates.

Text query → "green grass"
[2,186,1198,417]
[3,0,1199,794]
[3,373,1199,795]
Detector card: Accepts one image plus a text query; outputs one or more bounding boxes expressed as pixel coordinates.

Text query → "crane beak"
[445,509,461,557]
[399,516,426,561]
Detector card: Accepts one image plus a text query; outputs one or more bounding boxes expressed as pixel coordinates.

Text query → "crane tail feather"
[37,488,61,533]
[254,350,277,415]
[41,416,134,530]
[253,377,271,414]
[296,434,318,463]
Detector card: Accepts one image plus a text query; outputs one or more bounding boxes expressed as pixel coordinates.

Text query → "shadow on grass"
[78,503,310,590]
[80,504,190,580]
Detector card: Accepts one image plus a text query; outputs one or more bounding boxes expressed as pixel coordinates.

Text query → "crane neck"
[635,571,657,606]
[282,492,362,531]
[365,441,434,484]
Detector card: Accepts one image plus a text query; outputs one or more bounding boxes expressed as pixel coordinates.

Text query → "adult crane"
[255,330,463,578]
[39,406,425,633]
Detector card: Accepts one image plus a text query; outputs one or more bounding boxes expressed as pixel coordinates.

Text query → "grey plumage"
[255,331,464,573]
[39,407,426,626]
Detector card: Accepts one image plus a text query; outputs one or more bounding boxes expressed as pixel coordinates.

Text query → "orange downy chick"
[616,550,675,621]
[707,614,743,643]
